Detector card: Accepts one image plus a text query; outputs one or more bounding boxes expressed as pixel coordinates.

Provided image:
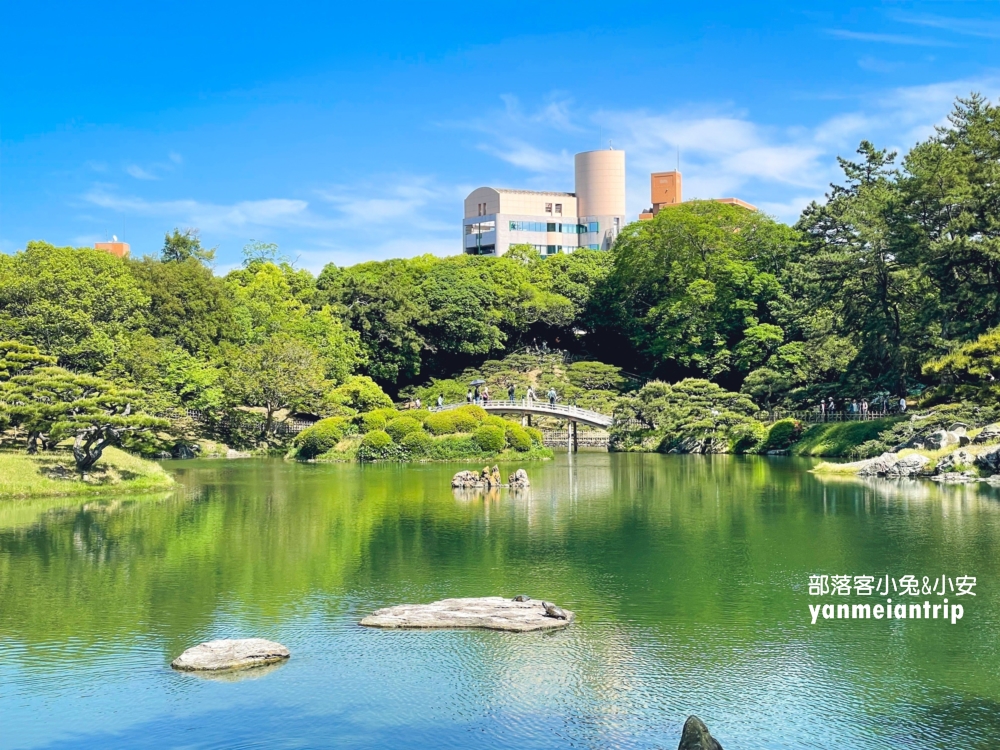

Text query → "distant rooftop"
[490,188,576,197]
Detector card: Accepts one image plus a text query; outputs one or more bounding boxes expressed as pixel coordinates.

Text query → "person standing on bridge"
[466,389,473,404]
[414,397,421,410]
[438,394,444,408]
[526,385,536,403]
[508,383,515,402]
[481,385,490,404]
[547,387,557,405]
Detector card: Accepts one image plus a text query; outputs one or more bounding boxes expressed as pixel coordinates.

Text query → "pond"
[2,453,999,749]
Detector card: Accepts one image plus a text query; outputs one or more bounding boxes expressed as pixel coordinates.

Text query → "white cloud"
[126,164,158,180]
[826,29,953,46]
[83,189,317,233]
[897,13,1000,40]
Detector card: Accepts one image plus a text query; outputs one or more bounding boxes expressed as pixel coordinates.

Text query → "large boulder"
[171,638,290,672]
[975,445,1000,475]
[452,470,483,489]
[360,596,573,632]
[936,448,975,474]
[924,430,960,450]
[973,423,1000,445]
[507,468,530,488]
[677,715,724,750]
[884,453,930,478]
[857,452,900,476]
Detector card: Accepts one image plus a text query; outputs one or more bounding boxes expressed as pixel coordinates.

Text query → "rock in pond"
[171,638,290,672]
[360,596,574,632]
[973,423,1000,444]
[677,715,724,750]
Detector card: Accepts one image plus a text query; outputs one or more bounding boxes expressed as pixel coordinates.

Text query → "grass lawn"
[791,418,903,457]
[0,447,174,498]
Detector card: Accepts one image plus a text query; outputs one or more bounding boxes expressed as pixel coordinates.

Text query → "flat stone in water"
[360,596,574,632]
[171,638,290,671]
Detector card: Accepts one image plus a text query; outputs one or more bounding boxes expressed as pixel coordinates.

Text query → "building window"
[554,203,562,215]
[545,203,552,214]
[588,221,599,233]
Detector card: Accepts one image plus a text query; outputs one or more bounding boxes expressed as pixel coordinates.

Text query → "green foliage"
[605,202,797,382]
[221,336,327,433]
[360,411,388,433]
[424,411,457,435]
[792,418,900,458]
[730,420,768,454]
[161,228,216,265]
[482,415,507,429]
[400,429,433,457]
[922,326,1000,399]
[356,429,403,461]
[612,378,763,454]
[566,360,624,391]
[854,403,1000,458]
[525,426,544,445]
[452,411,480,433]
[504,422,532,451]
[130,256,235,355]
[454,404,487,422]
[2,366,168,469]
[0,242,149,371]
[295,417,347,459]
[0,341,56,380]
[473,424,506,452]
[766,419,803,451]
[385,416,422,442]
[326,375,393,415]
[422,434,483,460]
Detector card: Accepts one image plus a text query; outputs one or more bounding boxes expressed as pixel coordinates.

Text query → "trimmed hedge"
[504,423,531,451]
[360,411,388,433]
[386,416,422,442]
[424,435,483,460]
[455,404,487,422]
[473,424,506,452]
[452,411,480,433]
[357,430,402,461]
[525,426,544,445]
[424,411,458,435]
[400,430,433,456]
[294,417,345,459]
[482,415,507,429]
[766,418,802,450]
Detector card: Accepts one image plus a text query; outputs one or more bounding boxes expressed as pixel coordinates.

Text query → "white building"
[463,149,626,256]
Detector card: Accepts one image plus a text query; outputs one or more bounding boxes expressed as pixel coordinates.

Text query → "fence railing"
[753,409,900,424]
[434,400,614,427]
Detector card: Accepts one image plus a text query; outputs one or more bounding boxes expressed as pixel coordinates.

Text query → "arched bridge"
[435,400,613,428]
[434,400,614,450]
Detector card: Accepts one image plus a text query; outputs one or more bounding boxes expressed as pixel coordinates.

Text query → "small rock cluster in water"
[451,467,530,489]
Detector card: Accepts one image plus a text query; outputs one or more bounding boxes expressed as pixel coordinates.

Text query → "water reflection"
[1,454,999,749]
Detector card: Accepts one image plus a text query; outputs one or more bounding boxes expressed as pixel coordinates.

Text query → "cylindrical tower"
[574,150,625,218]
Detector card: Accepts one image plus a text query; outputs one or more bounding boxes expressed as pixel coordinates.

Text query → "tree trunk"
[73,427,118,472]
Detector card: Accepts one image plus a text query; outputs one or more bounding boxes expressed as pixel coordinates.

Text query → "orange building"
[94,240,130,258]
[639,171,756,219]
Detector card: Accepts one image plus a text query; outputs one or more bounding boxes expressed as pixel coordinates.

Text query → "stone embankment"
[360,596,572,632]
[819,422,1000,484]
[171,638,290,671]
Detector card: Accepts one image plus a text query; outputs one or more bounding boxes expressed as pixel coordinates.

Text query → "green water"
[2,453,999,749]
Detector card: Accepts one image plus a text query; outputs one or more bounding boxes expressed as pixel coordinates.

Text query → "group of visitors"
[817,395,908,421]
[462,383,559,406]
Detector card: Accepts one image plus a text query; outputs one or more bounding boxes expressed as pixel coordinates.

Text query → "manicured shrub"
[357,430,402,461]
[473,424,506,453]
[452,411,480,433]
[326,375,394,414]
[504,423,532,452]
[424,411,457,435]
[400,429,433,457]
[482,415,507,429]
[766,418,802,450]
[525,426,544,445]
[360,411,388,433]
[425,434,483,460]
[730,420,768,454]
[294,417,345,459]
[386,416,422,442]
[455,404,487,422]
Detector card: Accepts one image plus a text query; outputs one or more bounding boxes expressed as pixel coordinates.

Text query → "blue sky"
[2,0,999,271]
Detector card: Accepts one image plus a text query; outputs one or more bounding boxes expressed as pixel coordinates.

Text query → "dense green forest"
[2,96,1000,463]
